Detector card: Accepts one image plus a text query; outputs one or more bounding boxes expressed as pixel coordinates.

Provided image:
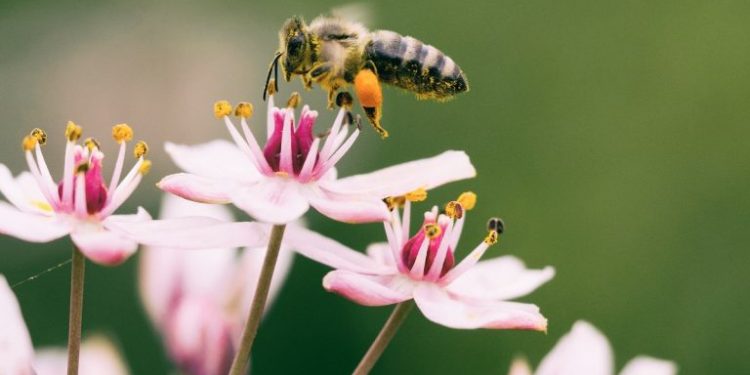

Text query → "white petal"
[71,226,139,266]
[0,165,48,214]
[0,202,68,243]
[366,242,397,268]
[230,178,310,224]
[165,140,261,182]
[158,173,233,204]
[323,270,414,306]
[307,188,390,223]
[620,356,677,375]
[508,358,534,375]
[0,276,35,375]
[535,321,614,375]
[446,256,555,300]
[34,336,129,375]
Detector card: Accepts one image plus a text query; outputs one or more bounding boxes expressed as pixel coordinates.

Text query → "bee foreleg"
[354,65,387,139]
[301,75,313,90]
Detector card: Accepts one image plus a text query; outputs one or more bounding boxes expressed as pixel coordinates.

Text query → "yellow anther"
[457,191,477,211]
[484,230,499,245]
[133,140,149,158]
[287,92,301,108]
[138,159,152,175]
[65,121,83,142]
[22,136,37,151]
[384,196,406,211]
[267,79,277,96]
[424,223,442,239]
[214,100,233,119]
[235,102,254,119]
[405,187,427,202]
[84,137,100,151]
[444,201,464,219]
[30,128,47,145]
[112,123,133,143]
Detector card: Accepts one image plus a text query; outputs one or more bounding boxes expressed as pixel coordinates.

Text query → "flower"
[508,321,677,375]
[139,195,294,375]
[158,91,476,224]
[0,275,129,374]
[288,192,555,330]
[0,122,153,265]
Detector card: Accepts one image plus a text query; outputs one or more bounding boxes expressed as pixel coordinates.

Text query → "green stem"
[229,224,287,375]
[353,301,415,375]
[67,246,86,375]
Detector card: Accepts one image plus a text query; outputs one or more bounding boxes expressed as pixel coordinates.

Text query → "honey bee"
[265,14,469,138]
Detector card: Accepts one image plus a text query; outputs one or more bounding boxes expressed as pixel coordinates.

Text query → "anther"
[424,223,442,239]
[138,159,152,175]
[457,192,477,211]
[65,121,83,142]
[354,114,362,131]
[384,196,406,211]
[336,92,353,109]
[267,79,277,96]
[22,136,37,151]
[76,162,90,174]
[112,123,133,143]
[213,100,233,119]
[235,102,254,119]
[84,137,101,151]
[30,128,47,145]
[484,230,499,245]
[405,188,427,202]
[286,92,301,109]
[133,140,149,158]
[444,201,464,219]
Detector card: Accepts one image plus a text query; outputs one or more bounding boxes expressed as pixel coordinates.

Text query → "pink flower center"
[263,109,316,175]
[401,220,455,277]
[57,151,108,214]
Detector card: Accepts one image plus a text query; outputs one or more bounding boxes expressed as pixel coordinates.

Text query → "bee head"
[279,16,314,81]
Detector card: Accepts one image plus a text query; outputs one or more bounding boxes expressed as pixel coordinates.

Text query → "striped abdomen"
[364,30,468,100]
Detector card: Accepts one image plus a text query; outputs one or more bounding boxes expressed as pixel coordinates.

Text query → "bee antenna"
[263,52,283,101]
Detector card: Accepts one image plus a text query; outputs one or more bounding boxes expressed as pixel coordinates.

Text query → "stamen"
[84,137,100,151]
[409,236,430,279]
[286,92,301,109]
[74,173,87,217]
[65,121,83,142]
[133,141,149,159]
[138,160,152,175]
[314,128,359,178]
[401,200,412,246]
[267,81,276,140]
[457,191,477,211]
[444,201,464,219]
[239,118,274,174]
[235,102,254,119]
[22,136,37,151]
[405,188,427,202]
[335,92,353,109]
[30,128,47,145]
[384,196,406,210]
[297,138,320,182]
[484,231,498,245]
[266,79,277,97]
[76,162,90,174]
[424,223,442,239]
[426,221,454,280]
[112,123,134,143]
[214,100,233,119]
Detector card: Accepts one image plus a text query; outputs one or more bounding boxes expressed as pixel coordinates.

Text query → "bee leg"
[301,75,313,90]
[327,88,338,110]
[354,62,387,139]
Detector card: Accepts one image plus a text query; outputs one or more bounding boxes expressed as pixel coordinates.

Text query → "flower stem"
[229,224,287,375]
[353,300,415,375]
[67,246,86,375]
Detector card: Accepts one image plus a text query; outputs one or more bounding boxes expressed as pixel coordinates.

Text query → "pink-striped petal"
[620,357,677,375]
[229,178,310,224]
[307,189,390,223]
[327,151,476,198]
[0,202,68,243]
[285,226,393,275]
[366,242,397,268]
[165,140,261,182]
[323,270,414,306]
[535,321,613,375]
[0,276,35,375]
[446,256,555,301]
[71,227,139,265]
[0,165,49,214]
[158,173,233,204]
[412,283,548,330]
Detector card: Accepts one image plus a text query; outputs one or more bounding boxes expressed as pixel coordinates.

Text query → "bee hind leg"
[354,62,387,138]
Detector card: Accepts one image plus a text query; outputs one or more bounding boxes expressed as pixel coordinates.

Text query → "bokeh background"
[1,0,748,373]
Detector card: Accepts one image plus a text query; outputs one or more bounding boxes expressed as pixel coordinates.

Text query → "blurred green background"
[1,0,748,373]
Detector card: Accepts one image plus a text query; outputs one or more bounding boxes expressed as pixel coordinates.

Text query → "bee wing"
[330,3,375,26]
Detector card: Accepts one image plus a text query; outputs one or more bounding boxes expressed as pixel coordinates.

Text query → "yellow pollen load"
[22,136,37,151]
[405,187,428,202]
[112,123,133,143]
[457,191,477,211]
[235,102,254,119]
[214,100,233,119]
[134,140,149,158]
[30,128,47,145]
[84,137,100,151]
[65,121,83,142]
[286,92,301,109]
[139,159,152,175]
[424,223,442,239]
[484,230,499,245]
[444,201,464,219]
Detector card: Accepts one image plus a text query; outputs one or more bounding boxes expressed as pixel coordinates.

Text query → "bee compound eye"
[288,35,303,54]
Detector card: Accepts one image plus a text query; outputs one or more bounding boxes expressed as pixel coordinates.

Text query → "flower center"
[262,106,316,175]
[57,148,108,214]
[401,220,455,278]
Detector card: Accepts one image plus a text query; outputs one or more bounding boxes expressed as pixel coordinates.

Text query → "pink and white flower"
[508,320,677,375]
[139,195,294,375]
[158,92,476,224]
[0,123,153,265]
[288,193,555,331]
[0,275,129,375]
